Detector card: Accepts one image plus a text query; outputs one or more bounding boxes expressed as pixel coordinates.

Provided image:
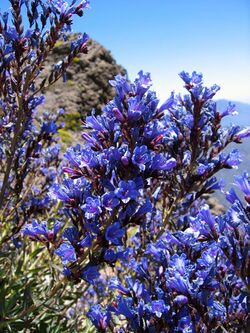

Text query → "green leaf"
[30,247,44,259]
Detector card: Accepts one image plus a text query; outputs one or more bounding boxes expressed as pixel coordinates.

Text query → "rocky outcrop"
[203,195,226,215]
[41,36,126,127]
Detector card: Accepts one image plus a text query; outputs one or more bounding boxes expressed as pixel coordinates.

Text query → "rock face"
[41,36,126,126]
[203,195,226,215]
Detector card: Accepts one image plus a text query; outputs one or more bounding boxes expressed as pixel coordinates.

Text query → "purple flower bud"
[113,107,125,122]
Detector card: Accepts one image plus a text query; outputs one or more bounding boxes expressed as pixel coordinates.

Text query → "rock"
[203,195,226,215]
[40,35,126,130]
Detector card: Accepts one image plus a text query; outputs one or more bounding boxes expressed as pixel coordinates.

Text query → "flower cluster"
[92,195,249,332]
[29,70,249,331]
[0,0,89,245]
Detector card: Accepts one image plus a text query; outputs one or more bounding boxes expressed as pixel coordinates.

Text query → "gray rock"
[40,35,126,128]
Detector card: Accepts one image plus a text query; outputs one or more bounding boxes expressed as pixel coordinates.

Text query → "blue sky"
[1,0,250,103]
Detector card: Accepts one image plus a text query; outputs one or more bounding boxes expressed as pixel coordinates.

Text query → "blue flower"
[115,180,139,204]
[79,234,93,248]
[147,300,169,318]
[224,149,242,168]
[127,96,144,123]
[171,254,188,276]
[109,74,131,99]
[23,219,61,242]
[202,84,220,101]
[49,0,89,16]
[82,265,99,283]
[133,199,152,220]
[132,145,151,171]
[109,277,129,294]
[5,26,18,41]
[63,226,79,244]
[167,274,190,295]
[220,102,238,118]
[82,196,102,219]
[70,32,88,51]
[179,71,203,85]
[197,163,213,175]
[235,127,250,140]
[88,305,111,330]
[51,178,87,206]
[105,222,125,245]
[199,205,217,232]
[55,243,76,264]
[113,107,125,122]
[134,70,152,96]
[102,192,120,211]
[41,121,58,134]
[234,172,250,196]
[158,91,176,113]
[225,188,239,204]
[116,299,135,320]
[104,249,117,263]
[151,154,177,171]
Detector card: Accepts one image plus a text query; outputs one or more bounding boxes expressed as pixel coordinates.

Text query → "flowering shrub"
[0,1,249,332]
[0,0,89,243]
[0,0,90,331]
[40,71,249,331]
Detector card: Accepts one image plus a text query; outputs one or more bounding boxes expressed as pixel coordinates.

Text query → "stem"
[0,103,23,209]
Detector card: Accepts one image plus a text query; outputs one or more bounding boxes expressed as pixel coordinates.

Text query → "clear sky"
[1,0,250,103]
